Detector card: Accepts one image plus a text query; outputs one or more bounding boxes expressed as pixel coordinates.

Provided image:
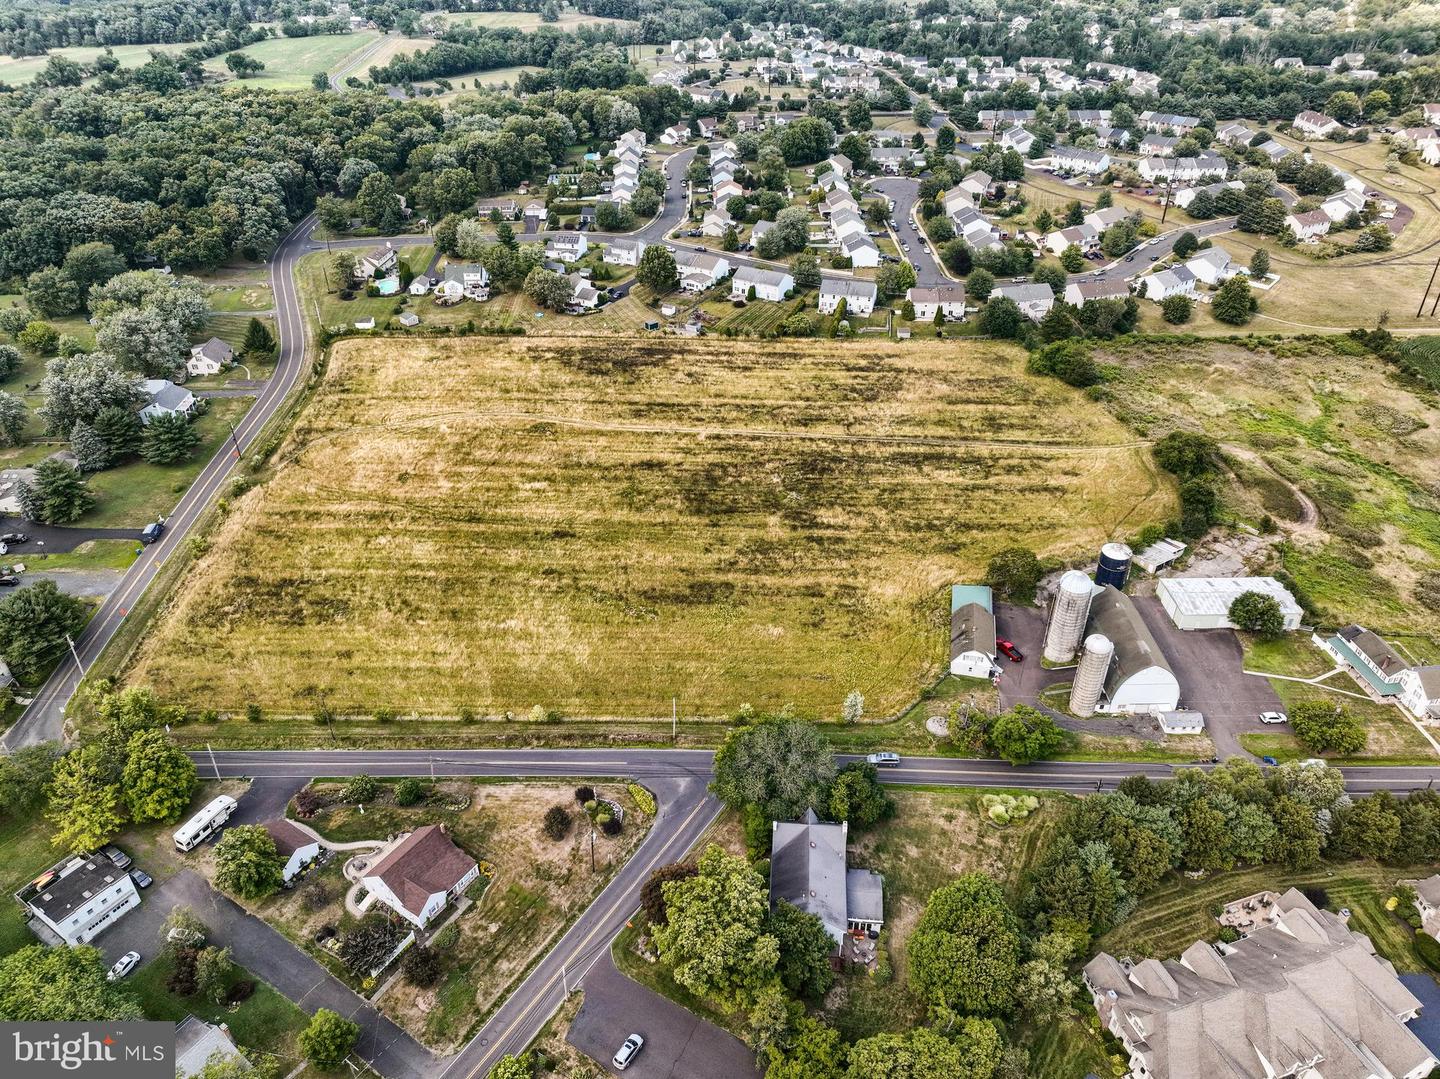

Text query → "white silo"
[1070,633,1114,717]
[1044,570,1095,664]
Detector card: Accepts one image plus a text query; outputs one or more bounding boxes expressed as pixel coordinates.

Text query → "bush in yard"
[574,786,595,805]
[195,945,234,1004]
[601,816,622,836]
[394,777,425,805]
[167,947,199,996]
[640,861,698,926]
[627,783,656,816]
[1228,591,1286,640]
[300,879,334,912]
[1290,701,1366,755]
[543,804,571,840]
[433,923,460,951]
[986,705,1070,765]
[1416,931,1440,973]
[402,945,441,988]
[300,1008,359,1070]
[337,914,406,978]
[226,979,255,1004]
[293,789,324,818]
[1161,294,1192,324]
[343,773,378,803]
[487,1054,534,1079]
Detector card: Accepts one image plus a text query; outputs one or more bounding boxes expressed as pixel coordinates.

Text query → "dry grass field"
[128,335,1172,721]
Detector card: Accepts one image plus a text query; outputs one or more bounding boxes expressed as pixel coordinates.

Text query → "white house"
[437,262,490,301]
[731,265,794,302]
[1294,110,1342,138]
[674,250,731,291]
[950,584,998,679]
[1398,667,1440,722]
[139,379,197,424]
[839,232,880,268]
[604,238,646,266]
[264,820,321,884]
[357,246,398,279]
[1184,247,1235,286]
[818,276,877,316]
[1044,224,1099,256]
[1321,189,1366,223]
[907,284,966,322]
[999,126,1036,154]
[1143,266,1197,301]
[991,282,1055,321]
[545,233,589,263]
[1285,208,1332,242]
[941,185,974,218]
[825,153,853,178]
[408,275,433,296]
[187,337,233,377]
[1084,206,1129,232]
[959,170,993,200]
[702,208,735,238]
[568,273,601,309]
[175,1017,248,1079]
[1064,278,1130,307]
[19,852,141,945]
[1052,147,1111,175]
[361,825,479,930]
[659,123,690,146]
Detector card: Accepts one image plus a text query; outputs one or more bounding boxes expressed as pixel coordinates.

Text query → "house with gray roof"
[817,276,877,316]
[175,1016,248,1079]
[138,379,197,425]
[950,583,998,679]
[991,282,1055,321]
[1084,887,1438,1079]
[769,809,883,949]
[187,337,233,377]
[1398,665,1440,722]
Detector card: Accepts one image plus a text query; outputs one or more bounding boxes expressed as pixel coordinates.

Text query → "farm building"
[1157,577,1303,631]
[1086,585,1180,714]
[949,584,998,679]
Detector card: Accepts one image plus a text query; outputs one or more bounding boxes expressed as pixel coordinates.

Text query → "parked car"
[0,576,18,587]
[692,245,705,252]
[106,952,140,982]
[1261,755,1279,766]
[0,532,27,544]
[1259,711,1288,725]
[140,521,164,545]
[613,1034,644,1071]
[866,751,902,768]
[996,638,1024,662]
[101,844,132,869]
[130,869,153,889]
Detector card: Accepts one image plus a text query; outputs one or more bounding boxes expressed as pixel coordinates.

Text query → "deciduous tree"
[0,945,142,1021]
[907,873,1021,1015]
[45,744,126,851]
[214,825,285,899]
[122,728,198,823]
[711,717,836,821]
[300,1009,359,1070]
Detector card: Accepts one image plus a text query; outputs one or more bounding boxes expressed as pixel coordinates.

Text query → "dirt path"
[1222,442,1321,535]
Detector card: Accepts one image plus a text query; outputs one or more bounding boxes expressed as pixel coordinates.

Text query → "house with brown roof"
[361,825,479,928]
[1084,888,1438,1079]
[264,820,321,884]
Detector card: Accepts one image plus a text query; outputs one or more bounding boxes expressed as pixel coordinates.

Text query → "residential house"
[17,852,141,945]
[1064,278,1130,307]
[702,208,735,238]
[264,820,321,884]
[1140,154,1226,184]
[870,146,913,174]
[545,234,589,263]
[361,824,479,930]
[567,273,600,309]
[139,379,197,424]
[1424,103,1440,126]
[906,284,966,322]
[1273,56,1305,69]
[1409,874,1440,937]
[475,197,520,220]
[659,123,690,146]
[1139,110,1200,133]
[1285,208,1332,241]
[407,276,433,296]
[1084,888,1439,1079]
[940,185,975,219]
[822,188,859,218]
[604,238,647,267]
[1316,624,1411,698]
[1254,139,1295,165]
[839,232,880,268]
[829,207,867,242]
[523,201,547,227]
[817,276,877,316]
[1052,146,1111,175]
[674,250,731,292]
[713,178,744,205]
[825,153,853,178]
[1214,120,1255,145]
[696,117,719,139]
[732,265,794,302]
[1139,133,1179,157]
[437,262,490,301]
[1321,189,1366,223]
[187,337,233,377]
[357,246,398,280]
[991,282,1055,321]
[1294,110,1342,138]
[1184,247,1235,286]
[769,809,884,948]
[1044,224,1099,256]
[949,584,998,678]
[1174,180,1242,210]
[999,126,1036,154]
[1143,265,1197,301]
[959,170,993,200]
[1398,667,1440,722]
[1084,206,1130,232]
[175,1017,248,1079]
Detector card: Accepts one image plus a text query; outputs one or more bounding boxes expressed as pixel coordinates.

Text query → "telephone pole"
[207,743,220,781]
[64,633,82,671]
[1416,255,1440,317]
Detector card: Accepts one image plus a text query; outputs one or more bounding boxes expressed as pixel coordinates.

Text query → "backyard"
[126,334,1173,723]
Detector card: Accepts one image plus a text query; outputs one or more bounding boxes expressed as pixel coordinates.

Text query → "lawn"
[0,41,201,85]
[9,539,140,573]
[297,246,433,331]
[83,396,254,528]
[0,812,59,959]
[267,779,650,1051]
[440,11,636,32]
[1238,676,1438,764]
[1240,632,1336,677]
[127,335,1173,723]
[204,31,383,90]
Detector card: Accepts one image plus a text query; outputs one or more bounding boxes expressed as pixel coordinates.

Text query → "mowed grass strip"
[128,336,1172,720]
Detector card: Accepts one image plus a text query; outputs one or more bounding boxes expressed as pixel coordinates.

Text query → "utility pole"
[672,697,678,742]
[1416,255,1440,317]
[207,742,220,781]
[589,826,596,874]
[64,633,82,671]
[429,754,435,781]
[561,961,569,994]
[227,422,243,461]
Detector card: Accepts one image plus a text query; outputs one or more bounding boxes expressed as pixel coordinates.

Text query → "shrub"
[627,784,656,816]
[600,817,623,836]
[1302,886,1330,909]
[168,947,198,996]
[403,945,441,988]
[245,703,263,723]
[1416,930,1440,973]
[574,786,595,805]
[641,862,698,925]
[343,774,379,803]
[394,778,425,806]
[433,924,460,951]
[1290,701,1366,755]
[227,979,255,1003]
[293,789,324,819]
[543,805,572,840]
[300,879,334,912]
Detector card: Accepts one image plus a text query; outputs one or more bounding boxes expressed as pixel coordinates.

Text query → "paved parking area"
[567,952,759,1079]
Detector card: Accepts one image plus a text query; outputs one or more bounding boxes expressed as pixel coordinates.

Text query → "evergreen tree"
[141,412,200,465]
[241,317,275,359]
[0,392,25,447]
[1249,248,1271,278]
[69,420,110,472]
[92,406,143,462]
[17,459,93,524]
[1213,276,1256,325]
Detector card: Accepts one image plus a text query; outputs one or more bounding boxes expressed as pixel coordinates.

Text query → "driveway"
[566,951,759,1079]
[99,870,438,1078]
[226,776,306,827]
[0,516,141,554]
[1130,596,1284,758]
[19,568,124,601]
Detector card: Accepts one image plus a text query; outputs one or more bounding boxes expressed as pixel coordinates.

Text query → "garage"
[1157,576,1303,632]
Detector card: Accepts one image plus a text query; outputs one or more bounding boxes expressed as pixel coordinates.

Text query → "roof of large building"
[364,825,476,919]
[1337,624,1409,676]
[1157,576,1301,620]
[820,275,877,300]
[907,284,966,304]
[1087,584,1173,696]
[1084,888,1434,1079]
[142,379,193,412]
[734,265,792,288]
[951,600,996,662]
[20,853,130,921]
[770,808,848,943]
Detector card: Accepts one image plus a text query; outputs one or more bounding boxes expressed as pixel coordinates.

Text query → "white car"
[613,1033,644,1071]
[107,951,140,982]
[1259,711,1288,725]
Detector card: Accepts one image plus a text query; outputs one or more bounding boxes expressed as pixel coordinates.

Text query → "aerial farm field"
[128,335,1172,722]
[203,31,383,90]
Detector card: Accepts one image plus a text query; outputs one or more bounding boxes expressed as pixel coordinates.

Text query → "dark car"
[101,845,132,870]
[0,575,18,587]
[692,245,705,252]
[996,638,1024,662]
[140,521,164,545]
[130,869,153,889]
[0,532,27,544]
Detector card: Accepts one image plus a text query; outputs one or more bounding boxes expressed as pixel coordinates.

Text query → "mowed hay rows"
[128,336,1173,719]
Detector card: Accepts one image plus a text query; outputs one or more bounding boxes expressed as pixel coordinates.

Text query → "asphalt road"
[3,212,320,749]
[0,519,141,555]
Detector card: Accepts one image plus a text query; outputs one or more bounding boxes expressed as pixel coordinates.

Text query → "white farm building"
[1086,585,1180,715]
[1157,576,1303,632]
